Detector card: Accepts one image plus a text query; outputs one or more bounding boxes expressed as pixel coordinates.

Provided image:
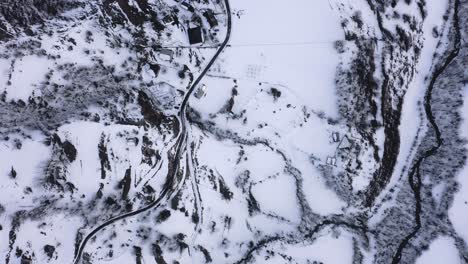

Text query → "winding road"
[72,0,232,262]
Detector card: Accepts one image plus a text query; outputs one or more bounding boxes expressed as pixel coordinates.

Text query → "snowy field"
[0,0,467,263]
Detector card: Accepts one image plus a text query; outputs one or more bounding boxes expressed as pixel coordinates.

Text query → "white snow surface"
[225,0,343,118]
[192,0,347,218]
[1,0,465,263]
[0,132,51,213]
[259,231,354,264]
[370,0,451,225]
[415,236,461,264]
[6,55,52,101]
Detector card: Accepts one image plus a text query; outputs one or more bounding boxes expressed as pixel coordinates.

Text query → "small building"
[203,9,218,28]
[126,137,139,146]
[338,135,353,150]
[180,1,195,12]
[326,156,337,166]
[332,132,340,142]
[194,84,206,99]
[188,26,204,45]
[157,48,174,61]
[162,15,174,25]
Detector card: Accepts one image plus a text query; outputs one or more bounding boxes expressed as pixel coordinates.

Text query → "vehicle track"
[72,0,232,262]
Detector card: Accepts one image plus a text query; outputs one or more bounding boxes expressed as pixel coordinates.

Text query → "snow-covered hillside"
[0,0,466,263]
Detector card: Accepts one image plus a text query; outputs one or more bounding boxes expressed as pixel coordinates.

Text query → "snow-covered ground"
[0,0,466,263]
[415,236,461,264]
[225,0,343,117]
[191,0,347,216]
[370,0,452,224]
[449,85,468,247]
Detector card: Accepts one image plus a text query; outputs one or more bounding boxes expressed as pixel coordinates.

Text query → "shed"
[326,156,337,166]
[157,48,174,61]
[188,26,204,45]
[332,132,340,142]
[126,137,139,146]
[203,10,218,28]
[181,2,195,12]
[162,15,174,25]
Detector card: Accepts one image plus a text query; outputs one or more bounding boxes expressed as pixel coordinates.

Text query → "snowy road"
[71,1,232,262]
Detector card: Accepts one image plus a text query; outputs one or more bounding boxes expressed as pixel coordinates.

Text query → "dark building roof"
[203,10,218,28]
[188,26,204,45]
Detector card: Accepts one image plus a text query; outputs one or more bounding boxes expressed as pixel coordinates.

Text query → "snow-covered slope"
[0,0,466,263]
